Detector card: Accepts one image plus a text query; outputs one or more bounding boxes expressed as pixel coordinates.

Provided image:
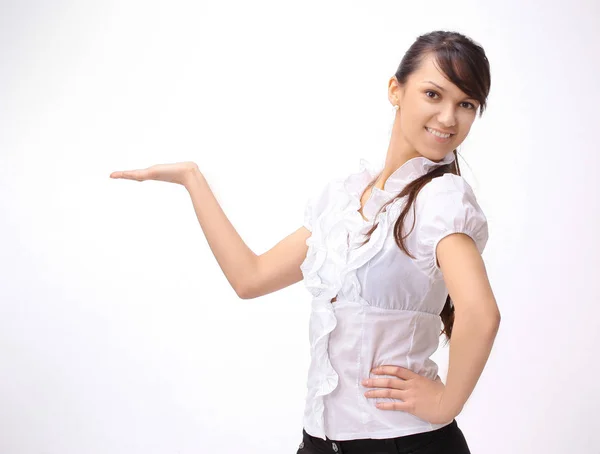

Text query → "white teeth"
[427,127,451,139]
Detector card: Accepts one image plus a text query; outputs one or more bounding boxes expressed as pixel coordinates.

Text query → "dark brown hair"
[357,31,491,342]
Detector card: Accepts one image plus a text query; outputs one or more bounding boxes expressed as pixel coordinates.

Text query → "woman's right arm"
[185,168,311,300]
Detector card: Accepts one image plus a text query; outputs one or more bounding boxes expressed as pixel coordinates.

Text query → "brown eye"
[461,102,476,110]
[425,90,439,99]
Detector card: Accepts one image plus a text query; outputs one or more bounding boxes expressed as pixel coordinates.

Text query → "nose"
[437,104,457,128]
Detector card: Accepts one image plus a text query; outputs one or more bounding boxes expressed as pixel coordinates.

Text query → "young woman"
[110,30,500,454]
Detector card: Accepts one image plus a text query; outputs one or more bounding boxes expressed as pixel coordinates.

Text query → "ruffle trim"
[299,164,407,438]
[300,155,464,438]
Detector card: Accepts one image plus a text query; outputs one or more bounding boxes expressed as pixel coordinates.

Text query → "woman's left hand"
[362,365,458,425]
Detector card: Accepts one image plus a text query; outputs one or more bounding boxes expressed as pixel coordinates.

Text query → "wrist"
[440,392,463,420]
[183,164,204,189]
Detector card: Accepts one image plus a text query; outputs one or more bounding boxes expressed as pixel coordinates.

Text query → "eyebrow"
[423,80,447,92]
[422,80,478,102]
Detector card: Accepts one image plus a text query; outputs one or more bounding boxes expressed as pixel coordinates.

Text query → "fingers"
[364,388,407,399]
[362,377,408,390]
[375,401,413,411]
[363,387,412,412]
[371,366,416,380]
[109,169,148,181]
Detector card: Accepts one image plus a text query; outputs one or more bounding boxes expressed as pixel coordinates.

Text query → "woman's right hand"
[109,161,200,187]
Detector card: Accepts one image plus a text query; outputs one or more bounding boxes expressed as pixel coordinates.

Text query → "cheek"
[458,113,476,133]
[399,109,428,137]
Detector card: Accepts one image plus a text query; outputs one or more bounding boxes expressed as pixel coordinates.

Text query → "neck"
[376,126,421,190]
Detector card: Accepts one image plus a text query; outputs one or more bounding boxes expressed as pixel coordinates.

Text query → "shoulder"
[414,172,489,256]
[416,173,485,219]
[419,173,479,203]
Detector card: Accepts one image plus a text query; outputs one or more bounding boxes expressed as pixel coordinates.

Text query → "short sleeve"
[414,173,489,276]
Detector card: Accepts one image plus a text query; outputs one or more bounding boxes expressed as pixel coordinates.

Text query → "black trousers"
[296,420,471,454]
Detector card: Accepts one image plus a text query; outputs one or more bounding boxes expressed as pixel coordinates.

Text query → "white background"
[1,1,599,453]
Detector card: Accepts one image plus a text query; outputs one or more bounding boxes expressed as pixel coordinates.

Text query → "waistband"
[301,419,459,453]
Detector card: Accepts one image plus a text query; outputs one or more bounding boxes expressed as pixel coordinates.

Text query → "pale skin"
[110,52,500,425]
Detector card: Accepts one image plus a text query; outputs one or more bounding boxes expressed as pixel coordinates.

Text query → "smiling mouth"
[425,127,454,139]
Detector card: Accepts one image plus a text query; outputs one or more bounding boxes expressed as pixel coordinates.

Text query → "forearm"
[442,309,500,417]
[184,168,257,297]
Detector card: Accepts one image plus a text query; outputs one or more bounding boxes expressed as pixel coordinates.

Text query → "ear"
[388,76,404,108]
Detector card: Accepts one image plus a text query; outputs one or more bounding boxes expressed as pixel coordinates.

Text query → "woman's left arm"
[436,232,501,417]
[362,232,500,423]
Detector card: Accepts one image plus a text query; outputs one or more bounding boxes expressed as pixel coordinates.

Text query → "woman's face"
[389,53,480,162]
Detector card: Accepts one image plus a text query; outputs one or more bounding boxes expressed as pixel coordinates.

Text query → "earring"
[393,105,399,111]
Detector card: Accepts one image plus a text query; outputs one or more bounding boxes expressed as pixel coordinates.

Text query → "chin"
[419,148,450,163]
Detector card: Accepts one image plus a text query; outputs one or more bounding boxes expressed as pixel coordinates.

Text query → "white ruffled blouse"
[300,152,489,441]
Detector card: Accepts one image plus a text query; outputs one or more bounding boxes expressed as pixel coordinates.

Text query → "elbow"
[236,259,260,300]
[459,307,501,332]
[492,306,501,325]
[235,284,256,300]
[236,286,251,300]
[485,309,501,333]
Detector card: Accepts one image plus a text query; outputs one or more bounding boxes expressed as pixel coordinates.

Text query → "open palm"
[109,161,199,186]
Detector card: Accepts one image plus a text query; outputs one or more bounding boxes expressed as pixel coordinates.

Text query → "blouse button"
[332,442,339,452]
